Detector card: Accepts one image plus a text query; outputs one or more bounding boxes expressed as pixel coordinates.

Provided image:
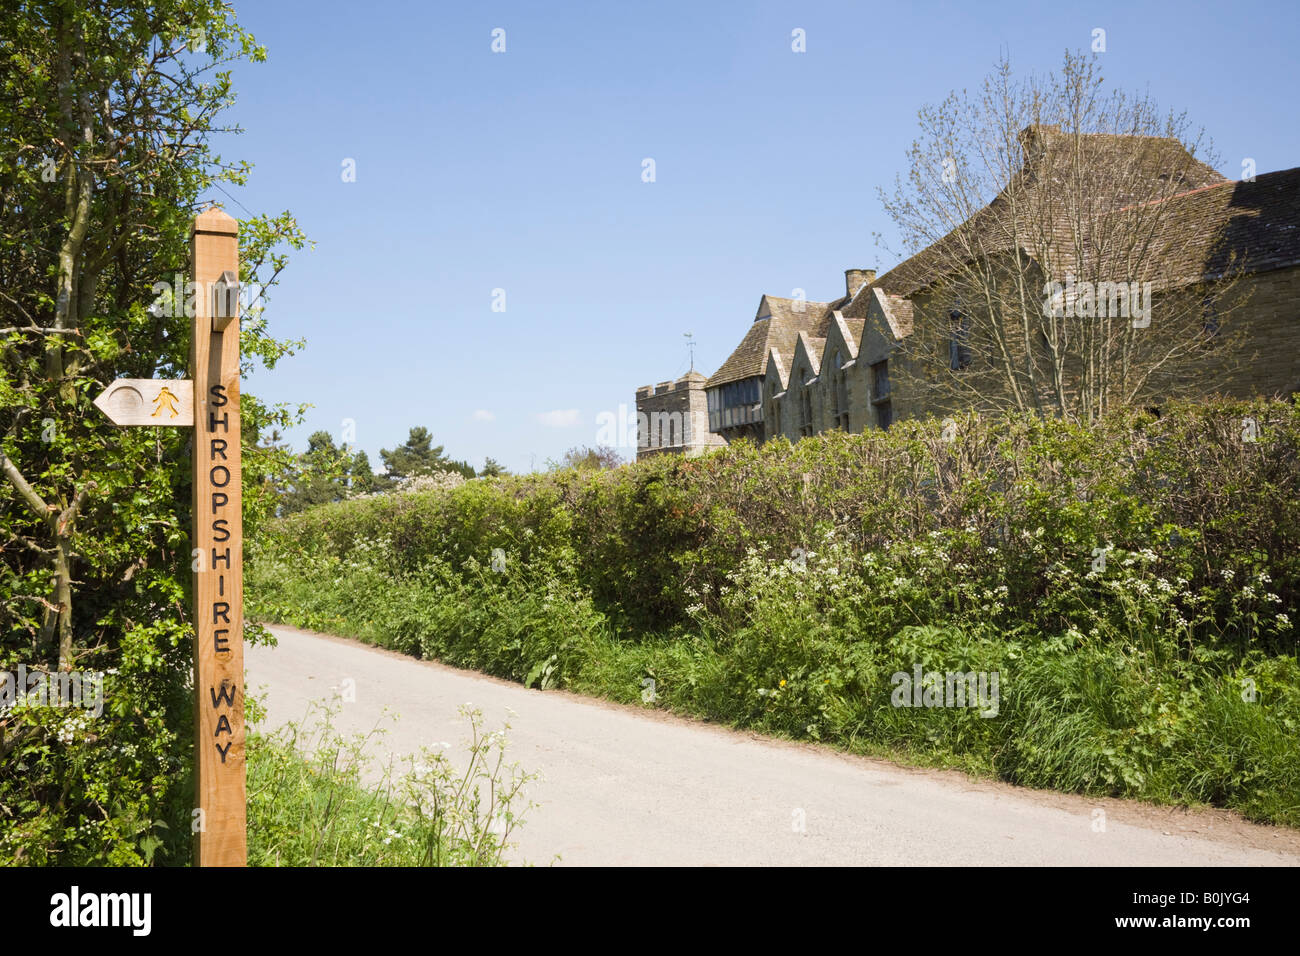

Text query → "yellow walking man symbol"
[152,385,181,419]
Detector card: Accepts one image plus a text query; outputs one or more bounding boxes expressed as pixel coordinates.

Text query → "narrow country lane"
[248,625,1300,867]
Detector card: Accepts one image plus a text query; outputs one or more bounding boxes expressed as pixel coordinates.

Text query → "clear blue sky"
[217,0,1300,474]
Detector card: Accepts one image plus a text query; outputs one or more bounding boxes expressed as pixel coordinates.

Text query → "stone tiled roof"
[841,286,913,340]
[767,347,789,390]
[880,293,914,338]
[793,334,828,379]
[1123,166,1300,284]
[872,127,1227,298]
[706,294,846,388]
[827,310,866,359]
[845,316,867,354]
[840,284,874,320]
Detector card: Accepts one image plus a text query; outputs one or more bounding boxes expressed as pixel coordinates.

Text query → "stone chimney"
[845,269,876,299]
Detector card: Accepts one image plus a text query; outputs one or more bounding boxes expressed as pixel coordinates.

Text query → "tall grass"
[245,700,537,866]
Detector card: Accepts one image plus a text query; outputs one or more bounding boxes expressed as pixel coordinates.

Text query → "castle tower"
[634,370,726,460]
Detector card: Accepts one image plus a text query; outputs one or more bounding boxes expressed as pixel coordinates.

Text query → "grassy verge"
[248,540,1300,829]
[245,699,536,866]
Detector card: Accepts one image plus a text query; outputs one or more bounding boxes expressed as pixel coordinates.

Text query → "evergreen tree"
[280,431,378,513]
[349,449,379,494]
[379,426,474,481]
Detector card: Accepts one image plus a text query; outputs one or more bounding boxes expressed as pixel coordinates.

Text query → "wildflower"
[779,679,787,687]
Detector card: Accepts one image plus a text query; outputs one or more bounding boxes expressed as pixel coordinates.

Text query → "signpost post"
[93,207,245,867]
[190,208,245,867]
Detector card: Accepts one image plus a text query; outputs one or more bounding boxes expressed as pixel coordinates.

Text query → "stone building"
[637,128,1300,454]
[634,370,726,459]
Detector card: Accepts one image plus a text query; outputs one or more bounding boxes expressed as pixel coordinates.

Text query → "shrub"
[248,398,1300,825]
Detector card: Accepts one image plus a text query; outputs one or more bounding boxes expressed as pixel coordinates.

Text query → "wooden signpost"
[93,207,245,867]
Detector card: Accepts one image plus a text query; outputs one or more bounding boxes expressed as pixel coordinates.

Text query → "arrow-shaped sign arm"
[93,379,195,427]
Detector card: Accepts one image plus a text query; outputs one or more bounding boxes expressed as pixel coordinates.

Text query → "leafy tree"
[554,445,624,471]
[0,1,306,864]
[480,457,508,478]
[253,425,297,507]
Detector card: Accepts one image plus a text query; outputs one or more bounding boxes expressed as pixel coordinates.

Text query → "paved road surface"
[247,625,1300,866]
